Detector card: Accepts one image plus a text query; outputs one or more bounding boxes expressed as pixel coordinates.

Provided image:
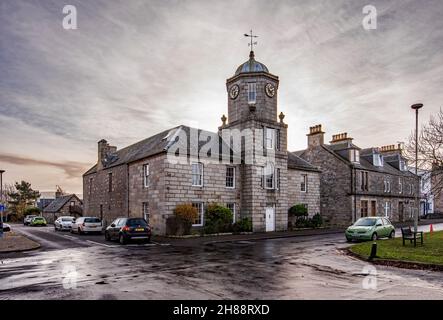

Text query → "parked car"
[24,215,37,226]
[54,216,75,231]
[1,223,11,232]
[105,217,151,244]
[30,216,47,227]
[71,217,102,234]
[345,217,395,242]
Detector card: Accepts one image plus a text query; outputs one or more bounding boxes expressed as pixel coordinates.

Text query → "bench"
[401,226,423,247]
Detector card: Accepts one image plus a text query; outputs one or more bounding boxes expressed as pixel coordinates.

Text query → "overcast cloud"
[1,0,442,194]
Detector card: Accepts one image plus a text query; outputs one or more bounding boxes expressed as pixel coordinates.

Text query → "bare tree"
[405,108,443,198]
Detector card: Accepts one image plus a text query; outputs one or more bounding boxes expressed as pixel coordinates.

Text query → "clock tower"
[219,49,288,232]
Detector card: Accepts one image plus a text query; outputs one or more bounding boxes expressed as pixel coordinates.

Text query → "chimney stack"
[379,144,402,156]
[307,124,325,148]
[97,139,116,170]
[330,132,353,145]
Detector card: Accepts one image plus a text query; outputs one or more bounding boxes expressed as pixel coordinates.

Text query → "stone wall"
[287,169,321,217]
[82,164,128,227]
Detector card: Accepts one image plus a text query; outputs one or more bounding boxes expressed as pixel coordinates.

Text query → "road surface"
[0,223,442,299]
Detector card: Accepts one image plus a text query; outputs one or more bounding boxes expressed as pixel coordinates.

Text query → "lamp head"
[411,103,423,110]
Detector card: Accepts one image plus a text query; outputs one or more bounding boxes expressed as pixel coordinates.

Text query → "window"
[191,162,203,187]
[142,202,149,224]
[361,200,369,217]
[226,203,236,223]
[409,184,413,195]
[248,82,256,104]
[384,178,391,193]
[108,172,113,192]
[276,129,281,151]
[192,202,204,226]
[398,178,403,194]
[399,159,407,171]
[276,168,281,190]
[263,162,275,189]
[384,201,391,218]
[349,149,360,163]
[301,174,308,192]
[226,167,235,188]
[143,164,150,188]
[88,178,93,195]
[70,201,75,207]
[373,154,383,166]
[360,171,368,191]
[265,127,275,150]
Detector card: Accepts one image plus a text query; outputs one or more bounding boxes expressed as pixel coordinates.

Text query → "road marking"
[63,235,78,240]
[85,240,118,248]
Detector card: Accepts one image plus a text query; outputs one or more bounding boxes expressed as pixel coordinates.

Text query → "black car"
[105,217,151,244]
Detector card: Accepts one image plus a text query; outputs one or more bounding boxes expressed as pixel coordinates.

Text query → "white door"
[265,206,275,232]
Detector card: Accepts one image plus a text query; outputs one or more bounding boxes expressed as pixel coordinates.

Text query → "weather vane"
[244,30,258,51]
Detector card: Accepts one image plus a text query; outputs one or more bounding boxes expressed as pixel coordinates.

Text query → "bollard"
[368,241,377,260]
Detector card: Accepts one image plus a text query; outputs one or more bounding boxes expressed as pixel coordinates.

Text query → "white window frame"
[143,164,150,188]
[225,166,235,189]
[398,177,403,194]
[384,201,391,218]
[192,202,204,226]
[301,174,307,192]
[264,162,275,190]
[226,203,236,223]
[191,162,203,187]
[248,82,256,104]
[350,149,360,163]
[265,127,275,150]
[143,202,149,223]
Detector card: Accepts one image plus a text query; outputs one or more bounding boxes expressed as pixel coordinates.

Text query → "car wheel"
[119,234,126,245]
[105,232,111,241]
[372,233,378,241]
[346,237,352,243]
[389,230,395,239]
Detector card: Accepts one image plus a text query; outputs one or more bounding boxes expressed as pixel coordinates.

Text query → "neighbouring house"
[432,164,443,214]
[297,126,420,226]
[83,50,321,235]
[409,168,434,217]
[42,194,83,223]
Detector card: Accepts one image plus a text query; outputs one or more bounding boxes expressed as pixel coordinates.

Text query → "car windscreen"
[127,218,147,227]
[62,218,74,222]
[354,218,376,226]
[34,217,44,221]
[84,218,101,223]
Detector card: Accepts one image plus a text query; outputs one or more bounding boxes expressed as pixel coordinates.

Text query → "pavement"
[0,222,442,299]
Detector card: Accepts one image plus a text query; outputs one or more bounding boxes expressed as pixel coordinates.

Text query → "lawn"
[349,231,443,265]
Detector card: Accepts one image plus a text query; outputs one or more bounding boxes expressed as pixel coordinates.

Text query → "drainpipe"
[127,164,130,218]
[352,167,357,223]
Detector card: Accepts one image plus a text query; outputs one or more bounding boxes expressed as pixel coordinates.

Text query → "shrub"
[173,203,198,223]
[24,207,41,216]
[232,218,252,233]
[288,204,308,217]
[204,203,233,234]
[310,213,323,228]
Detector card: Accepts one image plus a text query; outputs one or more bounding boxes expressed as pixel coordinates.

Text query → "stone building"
[432,165,443,214]
[83,50,321,235]
[42,194,83,223]
[297,125,420,226]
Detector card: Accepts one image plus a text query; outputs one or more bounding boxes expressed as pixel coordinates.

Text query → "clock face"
[265,83,276,98]
[229,84,239,100]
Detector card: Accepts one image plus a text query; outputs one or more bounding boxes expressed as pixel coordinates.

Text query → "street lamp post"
[0,170,4,233]
[411,103,423,233]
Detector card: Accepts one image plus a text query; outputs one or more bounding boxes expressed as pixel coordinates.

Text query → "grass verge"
[349,230,443,266]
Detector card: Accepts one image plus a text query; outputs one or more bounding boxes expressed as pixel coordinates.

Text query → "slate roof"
[84,125,237,176]
[287,152,320,172]
[43,194,81,213]
[296,144,416,177]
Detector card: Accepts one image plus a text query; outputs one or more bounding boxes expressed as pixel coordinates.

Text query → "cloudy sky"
[1,0,443,195]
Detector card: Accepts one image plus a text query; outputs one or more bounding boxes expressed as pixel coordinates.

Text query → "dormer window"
[349,149,360,163]
[373,154,383,167]
[399,159,407,171]
[248,83,256,104]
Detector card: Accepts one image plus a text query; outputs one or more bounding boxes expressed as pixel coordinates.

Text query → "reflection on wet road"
[1,225,443,299]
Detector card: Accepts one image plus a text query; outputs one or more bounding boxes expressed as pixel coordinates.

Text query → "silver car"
[24,215,37,226]
[54,216,75,231]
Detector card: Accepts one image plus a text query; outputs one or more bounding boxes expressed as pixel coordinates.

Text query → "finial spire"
[244,30,258,55]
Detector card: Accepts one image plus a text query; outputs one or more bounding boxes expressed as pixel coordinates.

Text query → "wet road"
[0,224,442,299]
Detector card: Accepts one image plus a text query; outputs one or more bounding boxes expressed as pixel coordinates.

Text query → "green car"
[30,216,47,227]
[345,217,395,242]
